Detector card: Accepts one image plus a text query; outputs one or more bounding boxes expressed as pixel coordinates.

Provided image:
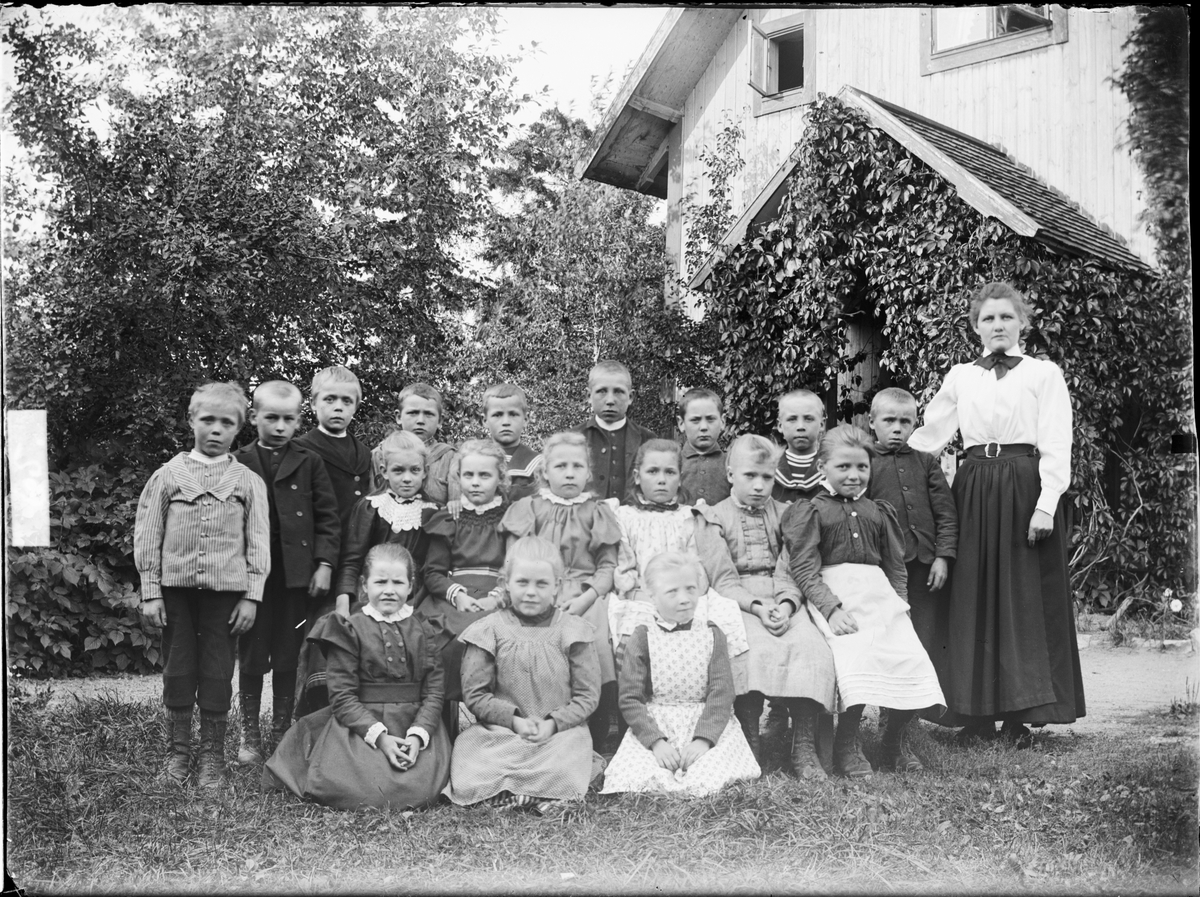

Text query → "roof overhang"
[688,84,1149,289]
[575,8,742,199]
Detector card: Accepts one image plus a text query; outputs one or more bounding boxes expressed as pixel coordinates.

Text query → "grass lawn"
[6,682,1197,895]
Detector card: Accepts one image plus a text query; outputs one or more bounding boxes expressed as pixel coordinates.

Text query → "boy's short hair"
[397,383,443,416]
[818,424,877,464]
[502,535,565,582]
[588,360,632,388]
[188,382,248,426]
[252,380,303,411]
[726,434,781,470]
[537,431,591,488]
[458,438,510,490]
[643,552,702,595]
[777,389,825,418]
[361,542,414,587]
[870,388,918,415]
[482,383,528,415]
[311,365,362,403]
[676,387,722,419]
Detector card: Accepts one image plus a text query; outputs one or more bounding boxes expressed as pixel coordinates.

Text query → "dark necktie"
[974,353,1023,380]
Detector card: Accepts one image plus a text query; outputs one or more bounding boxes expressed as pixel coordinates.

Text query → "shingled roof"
[861,90,1150,273]
[688,86,1151,289]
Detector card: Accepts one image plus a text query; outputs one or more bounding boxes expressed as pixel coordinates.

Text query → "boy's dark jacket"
[578,417,657,501]
[235,442,341,589]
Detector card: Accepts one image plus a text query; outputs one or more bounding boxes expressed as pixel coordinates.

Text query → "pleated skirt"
[947,450,1085,723]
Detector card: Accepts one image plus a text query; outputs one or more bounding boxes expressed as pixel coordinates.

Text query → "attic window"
[748,12,814,116]
[921,5,1068,75]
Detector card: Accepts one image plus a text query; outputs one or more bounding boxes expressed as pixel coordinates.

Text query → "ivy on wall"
[698,94,1195,612]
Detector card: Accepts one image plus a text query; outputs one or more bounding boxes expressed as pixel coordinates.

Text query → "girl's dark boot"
[879,708,923,772]
[788,699,827,781]
[271,695,295,746]
[733,692,765,763]
[833,705,873,778]
[166,706,194,784]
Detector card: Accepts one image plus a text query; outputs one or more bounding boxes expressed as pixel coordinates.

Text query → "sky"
[492,6,666,126]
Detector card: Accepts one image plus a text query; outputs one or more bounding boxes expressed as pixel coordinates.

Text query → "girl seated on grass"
[263,543,450,810]
[446,537,601,813]
[781,425,945,778]
[602,553,761,797]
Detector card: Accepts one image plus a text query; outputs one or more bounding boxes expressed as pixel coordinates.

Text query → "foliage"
[3,7,520,469]
[698,94,1194,611]
[7,682,1197,891]
[1112,6,1191,276]
[6,465,151,677]
[455,107,719,442]
[683,119,746,281]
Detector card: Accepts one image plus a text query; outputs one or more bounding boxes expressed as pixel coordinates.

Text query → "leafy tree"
[452,107,719,442]
[1112,6,1191,276]
[4,6,520,467]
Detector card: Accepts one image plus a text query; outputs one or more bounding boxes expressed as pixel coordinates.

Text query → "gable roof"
[688,85,1151,288]
[574,8,741,198]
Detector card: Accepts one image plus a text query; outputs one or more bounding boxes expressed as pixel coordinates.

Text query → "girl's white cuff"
[364,722,387,747]
[407,726,430,749]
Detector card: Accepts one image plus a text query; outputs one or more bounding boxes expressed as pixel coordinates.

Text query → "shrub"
[6,463,157,676]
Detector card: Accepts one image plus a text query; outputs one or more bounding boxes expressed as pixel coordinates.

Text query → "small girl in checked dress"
[602,553,760,797]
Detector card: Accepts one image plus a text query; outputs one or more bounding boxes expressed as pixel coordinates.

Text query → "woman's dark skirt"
[945,448,1085,724]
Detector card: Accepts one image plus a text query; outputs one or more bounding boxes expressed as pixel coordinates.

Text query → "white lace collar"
[362,602,413,624]
[463,495,503,514]
[538,487,593,506]
[366,491,438,532]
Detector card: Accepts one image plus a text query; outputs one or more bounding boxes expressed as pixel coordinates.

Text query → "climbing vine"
[698,94,1194,612]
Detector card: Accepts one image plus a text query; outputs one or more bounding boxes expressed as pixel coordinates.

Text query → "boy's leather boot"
[166,706,193,784]
[879,709,924,772]
[789,700,828,781]
[761,700,790,760]
[733,693,764,763]
[271,695,295,745]
[237,693,263,766]
[197,711,227,789]
[833,706,873,779]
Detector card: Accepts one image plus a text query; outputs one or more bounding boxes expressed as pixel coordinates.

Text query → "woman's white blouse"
[908,346,1072,516]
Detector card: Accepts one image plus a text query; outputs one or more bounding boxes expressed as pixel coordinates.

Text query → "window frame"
[920,5,1068,76]
[748,11,814,117]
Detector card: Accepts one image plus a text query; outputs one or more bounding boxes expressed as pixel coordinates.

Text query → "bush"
[6,463,157,676]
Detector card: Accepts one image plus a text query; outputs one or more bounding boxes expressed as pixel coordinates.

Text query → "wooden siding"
[673,7,1149,282]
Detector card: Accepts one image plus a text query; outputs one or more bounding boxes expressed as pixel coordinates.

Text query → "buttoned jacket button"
[296,511,304,516]
[291,484,298,490]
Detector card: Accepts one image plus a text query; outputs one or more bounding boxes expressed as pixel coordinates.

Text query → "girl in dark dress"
[263,543,450,810]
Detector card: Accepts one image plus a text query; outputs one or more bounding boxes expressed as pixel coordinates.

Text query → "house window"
[748,12,814,117]
[920,5,1068,75]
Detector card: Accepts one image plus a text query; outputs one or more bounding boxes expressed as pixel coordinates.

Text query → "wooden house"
[577,6,1154,420]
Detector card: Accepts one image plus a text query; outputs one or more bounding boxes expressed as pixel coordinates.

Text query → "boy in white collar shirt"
[579,360,656,502]
[135,382,270,788]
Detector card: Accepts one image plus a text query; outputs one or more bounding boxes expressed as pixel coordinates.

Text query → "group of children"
[135,360,958,811]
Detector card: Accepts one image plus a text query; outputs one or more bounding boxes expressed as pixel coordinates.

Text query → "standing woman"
[908,282,1085,744]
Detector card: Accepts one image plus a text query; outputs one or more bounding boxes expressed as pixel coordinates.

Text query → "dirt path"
[24,641,1198,739]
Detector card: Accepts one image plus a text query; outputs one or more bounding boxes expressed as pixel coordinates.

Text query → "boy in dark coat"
[578,360,656,502]
[235,380,341,764]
